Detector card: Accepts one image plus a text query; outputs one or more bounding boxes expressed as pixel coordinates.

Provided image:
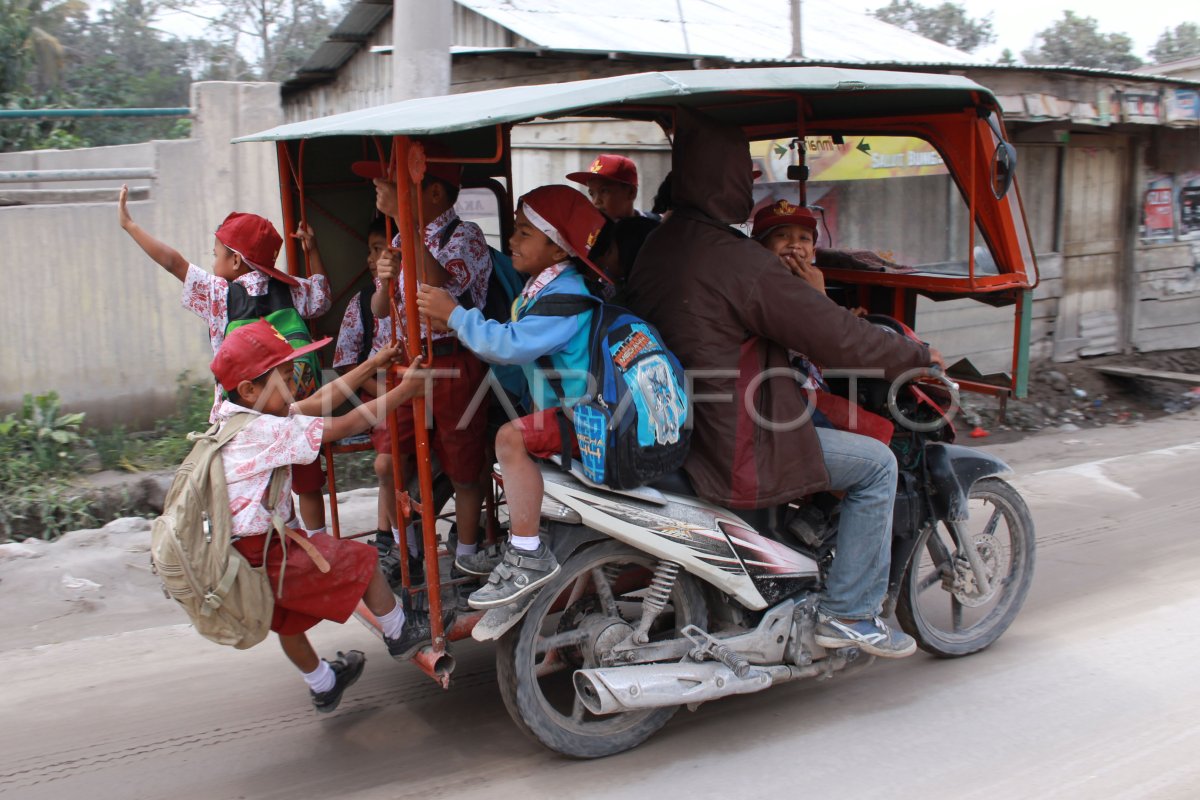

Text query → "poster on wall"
[1141,173,1175,240]
[1178,172,1200,239]
[1167,90,1200,123]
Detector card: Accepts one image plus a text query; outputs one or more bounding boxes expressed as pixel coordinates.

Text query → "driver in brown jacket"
[625,109,943,658]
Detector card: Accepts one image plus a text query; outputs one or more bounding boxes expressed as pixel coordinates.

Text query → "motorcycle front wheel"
[896,477,1036,657]
[496,539,707,758]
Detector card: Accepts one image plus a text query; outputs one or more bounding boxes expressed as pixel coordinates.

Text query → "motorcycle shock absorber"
[630,560,680,644]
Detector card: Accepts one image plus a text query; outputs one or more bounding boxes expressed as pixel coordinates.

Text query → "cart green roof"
[235,66,999,142]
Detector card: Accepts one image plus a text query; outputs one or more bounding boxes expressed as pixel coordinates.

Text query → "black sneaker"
[449,562,479,611]
[384,599,433,660]
[310,650,366,713]
[454,540,507,576]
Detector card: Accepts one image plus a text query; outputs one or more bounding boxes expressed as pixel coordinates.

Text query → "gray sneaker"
[814,614,917,659]
[467,542,560,609]
[454,540,508,576]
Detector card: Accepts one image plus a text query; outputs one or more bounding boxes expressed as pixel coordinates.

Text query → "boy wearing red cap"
[417,184,606,608]
[117,186,332,535]
[358,153,493,592]
[211,319,431,712]
[567,154,656,221]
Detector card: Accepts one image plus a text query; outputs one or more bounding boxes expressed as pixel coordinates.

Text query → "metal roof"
[282,0,977,92]
[458,0,976,64]
[241,66,995,142]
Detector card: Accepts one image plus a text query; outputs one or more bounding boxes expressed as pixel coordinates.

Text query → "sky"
[950,0,1197,62]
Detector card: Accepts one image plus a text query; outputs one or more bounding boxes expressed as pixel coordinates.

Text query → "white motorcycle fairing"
[539,465,820,611]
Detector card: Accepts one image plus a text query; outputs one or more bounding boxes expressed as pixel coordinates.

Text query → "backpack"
[529,294,691,490]
[150,414,281,649]
[227,279,322,400]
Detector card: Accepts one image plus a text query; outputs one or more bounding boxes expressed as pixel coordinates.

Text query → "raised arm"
[117,184,189,282]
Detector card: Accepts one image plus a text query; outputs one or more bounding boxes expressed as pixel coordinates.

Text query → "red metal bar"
[325,443,342,539]
[391,135,448,660]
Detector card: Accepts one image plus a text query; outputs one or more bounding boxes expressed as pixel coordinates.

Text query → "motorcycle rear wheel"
[496,539,707,758]
[896,477,1035,657]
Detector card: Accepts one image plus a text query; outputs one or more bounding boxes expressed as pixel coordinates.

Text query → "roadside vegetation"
[1,378,379,543]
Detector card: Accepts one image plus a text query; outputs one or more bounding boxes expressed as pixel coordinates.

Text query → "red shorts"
[290,457,326,494]
[382,349,490,484]
[513,408,579,460]
[232,531,377,636]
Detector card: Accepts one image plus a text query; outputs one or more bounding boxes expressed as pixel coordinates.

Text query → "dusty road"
[3,412,1199,800]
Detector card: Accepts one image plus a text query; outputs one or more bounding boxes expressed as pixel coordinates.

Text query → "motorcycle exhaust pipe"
[574,662,802,715]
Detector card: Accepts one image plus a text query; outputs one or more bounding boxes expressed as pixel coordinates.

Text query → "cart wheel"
[495,539,706,758]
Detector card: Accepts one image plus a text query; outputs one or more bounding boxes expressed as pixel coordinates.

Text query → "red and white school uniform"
[379,208,492,482]
[216,400,376,636]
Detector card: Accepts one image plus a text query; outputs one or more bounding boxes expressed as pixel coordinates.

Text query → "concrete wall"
[0,82,283,427]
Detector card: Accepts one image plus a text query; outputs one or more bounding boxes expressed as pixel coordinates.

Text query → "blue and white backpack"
[530,294,690,490]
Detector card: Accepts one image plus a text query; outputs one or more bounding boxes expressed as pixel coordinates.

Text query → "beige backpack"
[150,413,281,649]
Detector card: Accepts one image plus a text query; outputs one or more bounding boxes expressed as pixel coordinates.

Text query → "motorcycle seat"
[649,469,696,497]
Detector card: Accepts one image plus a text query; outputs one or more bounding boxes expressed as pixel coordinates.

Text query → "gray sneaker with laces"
[467,542,559,609]
[814,614,917,658]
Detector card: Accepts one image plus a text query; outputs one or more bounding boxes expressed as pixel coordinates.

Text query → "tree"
[873,1,995,53]
[160,0,339,81]
[1023,11,1143,71]
[0,0,87,151]
[1150,22,1200,65]
[53,0,193,146]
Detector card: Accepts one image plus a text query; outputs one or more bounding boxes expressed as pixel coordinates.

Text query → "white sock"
[510,534,541,552]
[456,541,478,557]
[377,602,407,639]
[302,659,335,693]
[405,522,419,557]
[304,526,326,538]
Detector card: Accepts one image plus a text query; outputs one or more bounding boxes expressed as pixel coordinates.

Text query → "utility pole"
[393,0,452,101]
[789,0,803,59]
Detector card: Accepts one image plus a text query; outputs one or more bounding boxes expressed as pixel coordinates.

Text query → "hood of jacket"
[670,108,753,225]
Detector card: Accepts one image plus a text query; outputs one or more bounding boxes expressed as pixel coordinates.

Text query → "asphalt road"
[3,411,1199,800]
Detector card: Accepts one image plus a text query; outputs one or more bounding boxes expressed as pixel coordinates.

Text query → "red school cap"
[210,319,331,393]
[751,199,819,242]
[566,154,639,188]
[351,141,463,188]
[214,212,296,287]
[518,184,609,283]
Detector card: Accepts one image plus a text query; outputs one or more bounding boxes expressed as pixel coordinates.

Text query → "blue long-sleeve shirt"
[448,264,593,411]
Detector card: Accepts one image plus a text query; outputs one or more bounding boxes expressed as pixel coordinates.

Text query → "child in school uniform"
[117,185,333,535]
[211,319,431,713]
[331,217,400,555]
[415,184,606,609]
[361,154,493,601]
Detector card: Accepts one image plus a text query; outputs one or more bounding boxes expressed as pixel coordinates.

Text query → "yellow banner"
[752,136,948,182]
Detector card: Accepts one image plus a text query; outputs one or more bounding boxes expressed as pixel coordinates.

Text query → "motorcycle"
[488,345,1035,758]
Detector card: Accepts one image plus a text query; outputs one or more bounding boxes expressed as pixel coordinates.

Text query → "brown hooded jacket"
[625,109,931,509]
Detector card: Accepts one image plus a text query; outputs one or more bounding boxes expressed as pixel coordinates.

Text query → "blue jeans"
[814,427,897,620]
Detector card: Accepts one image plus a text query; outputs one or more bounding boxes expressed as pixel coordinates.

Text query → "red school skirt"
[232,531,378,636]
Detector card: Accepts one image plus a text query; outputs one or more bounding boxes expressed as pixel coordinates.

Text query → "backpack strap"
[262,465,330,598]
[522,293,598,318]
[357,287,375,365]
